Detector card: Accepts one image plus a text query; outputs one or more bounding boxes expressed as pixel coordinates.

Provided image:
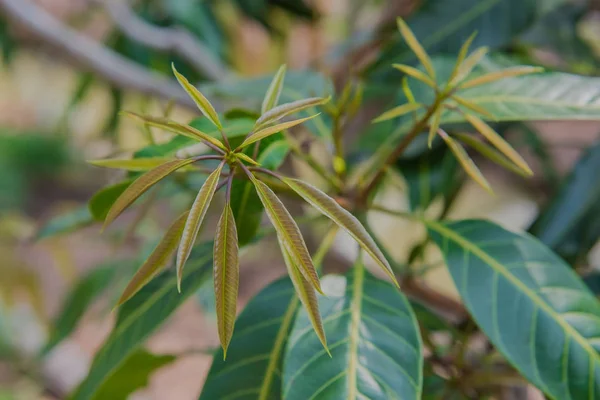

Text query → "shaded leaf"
[257,140,290,169]
[37,207,93,240]
[240,114,319,149]
[262,64,287,114]
[172,64,222,129]
[255,97,328,129]
[89,180,133,222]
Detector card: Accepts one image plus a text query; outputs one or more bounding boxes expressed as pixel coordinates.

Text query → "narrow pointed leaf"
[278,236,327,352]
[448,31,477,83]
[441,134,492,193]
[261,64,287,114]
[235,152,260,166]
[402,76,416,104]
[372,103,423,123]
[460,66,543,89]
[453,133,530,177]
[464,113,533,176]
[117,212,189,307]
[451,95,495,120]
[282,178,399,286]
[88,157,175,171]
[450,47,489,85]
[172,64,222,129]
[427,219,600,399]
[104,159,196,228]
[213,204,239,358]
[255,97,329,129]
[124,112,226,151]
[393,64,436,87]
[251,178,322,293]
[176,164,224,290]
[397,18,435,79]
[240,114,319,149]
[283,262,422,400]
[427,108,442,148]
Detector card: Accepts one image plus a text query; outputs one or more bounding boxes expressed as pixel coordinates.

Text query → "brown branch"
[97,0,228,81]
[0,0,195,108]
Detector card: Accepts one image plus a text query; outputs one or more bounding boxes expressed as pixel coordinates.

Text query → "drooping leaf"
[372,103,424,124]
[282,178,399,286]
[71,243,213,400]
[240,114,319,149]
[427,219,600,399]
[92,349,176,400]
[255,97,329,129]
[172,64,222,129]
[278,237,327,352]
[397,18,435,80]
[213,204,239,358]
[176,163,224,290]
[117,212,189,306]
[440,133,492,193]
[283,263,423,399]
[262,64,287,114]
[43,265,117,354]
[37,206,93,239]
[89,180,133,222]
[252,178,322,293]
[104,159,196,228]
[200,277,299,400]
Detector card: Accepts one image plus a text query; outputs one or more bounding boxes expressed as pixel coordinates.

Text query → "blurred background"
[0,0,599,399]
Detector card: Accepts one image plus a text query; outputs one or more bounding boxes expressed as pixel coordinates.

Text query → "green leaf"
[37,206,93,239]
[427,219,600,399]
[200,277,298,400]
[71,243,213,400]
[372,103,424,124]
[43,265,117,354]
[262,64,287,114]
[172,64,222,129]
[283,263,423,399]
[396,18,436,79]
[393,64,436,88]
[92,349,176,400]
[442,133,492,193]
[88,157,176,172]
[240,114,319,149]
[255,98,328,130]
[89,180,133,222]
[257,140,290,169]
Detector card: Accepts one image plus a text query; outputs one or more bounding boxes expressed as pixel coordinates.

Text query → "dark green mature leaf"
[89,180,133,222]
[72,243,213,400]
[43,265,117,354]
[529,140,600,263]
[427,219,600,399]
[92,349,175,400]
[200,278,298,400]
[37,206,93,239]
[283,264,423,399]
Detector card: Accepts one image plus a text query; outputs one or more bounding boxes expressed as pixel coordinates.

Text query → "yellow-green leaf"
[401,76,416,104]
[453,133,531,177]
[254,97,329,129]
[427,108,442,148]
[88,157,183,172]
[282,178,399,287]
[441,134,492,193]
[251,178,323,293]
[450,46,489,86]
[235,152,260,166]
[213,203,239,359]
[117,211,189,306]
[176,163,224,290]
[262,64,287,114]
[397,18,435,79]
[278,236,328,353]
[448,31,477,84]
[392,64,436,87]
[123,112,226,151]
[460,66,544,89]
[172,64,222,129]
[104,159,196,228]
[372,103,423,123]
[464,113,533,176]
[451,95,495,120]
[240,114,319,149]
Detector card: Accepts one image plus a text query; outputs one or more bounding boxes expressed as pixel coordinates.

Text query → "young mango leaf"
[393,64,436,88]
[239,114,319,149]
[254,97,329,129]
[213,203,239,358]
[176,163,224,290]
[397,18,435,80]
[88,157,174,172]
[372,103,423,123]
[251,178,322,293]
[451,95,495,120]
[71,243,213,400]
[448,31,477,84]
[427,219,600,399]
[278,236,327,353]
[89,180,133,222]
[282,178,399,286]
[427,108,442,148]
[460,66,543,89]
[283,262,423,400]
[104,159,196,229]
[200,277,299,400]
[235,152,260,166]
[440,133,492,193]
[117,212,189,307]
[449,47,489,86]
[172,64,222,129]
[464,113,533,176]
[261,64,287,114]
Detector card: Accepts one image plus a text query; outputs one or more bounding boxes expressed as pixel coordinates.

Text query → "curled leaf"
[282,178,399,287]
[176,163,224,290]
[104,159,196,228]
[427,108,442,148]
[460,66,544,89]
[88,157,176,171]
[440,133,492,193]
[117,211,189,306]
[172,64,222,129]
[278,236,328,353]
[464,113,533,176]
[372,103,423,123]
[393,64,436,88]
[213,203,239,359]
[261,64,287,114]
[254,97,329,129]
[252,178,323,293]
[240,114,319,149]
[397,18,435,79]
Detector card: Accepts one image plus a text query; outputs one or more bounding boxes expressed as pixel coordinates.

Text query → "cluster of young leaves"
[95,64,397,357]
